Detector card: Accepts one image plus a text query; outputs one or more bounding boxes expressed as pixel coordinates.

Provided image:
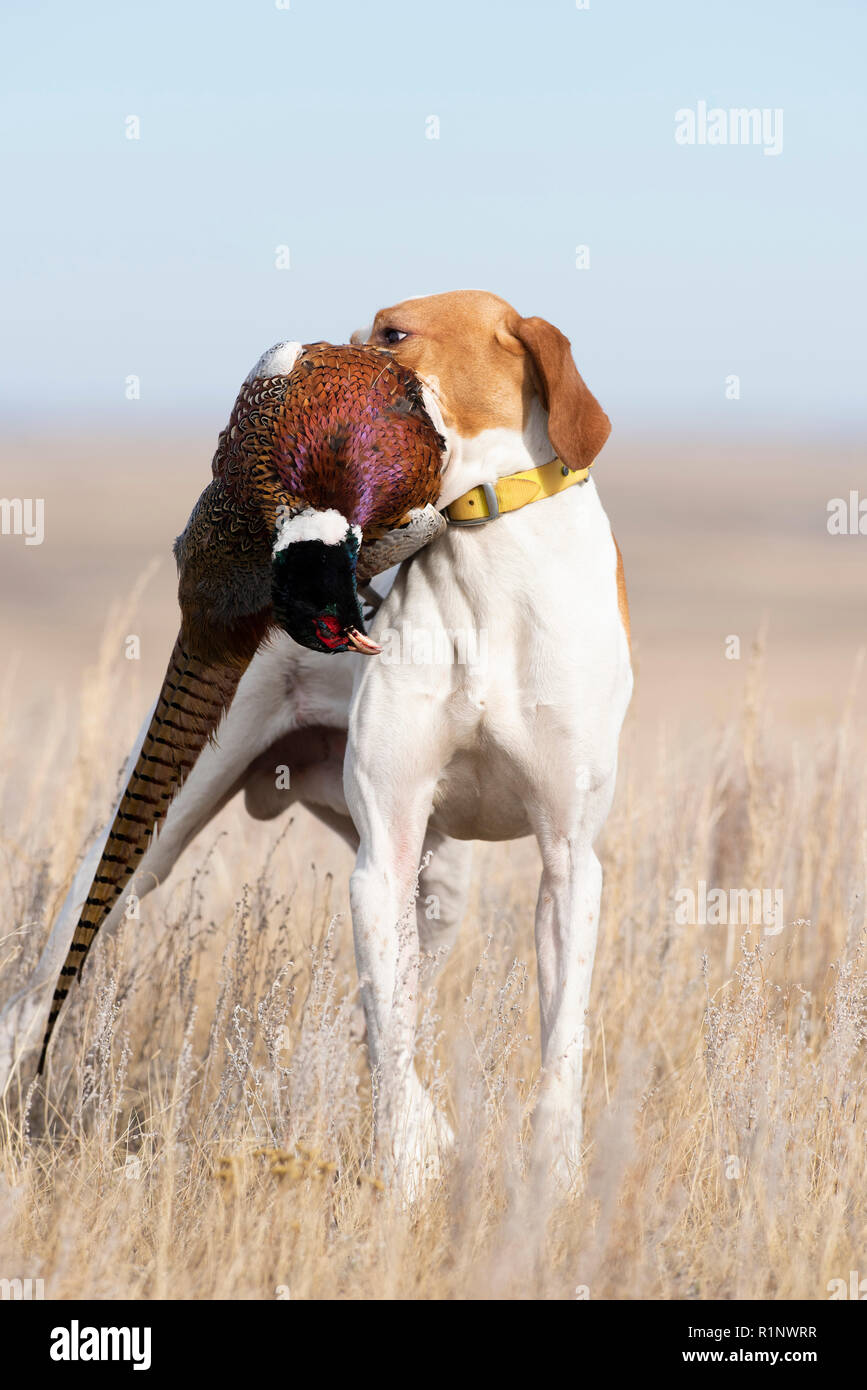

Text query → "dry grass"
[1,604,865,1301]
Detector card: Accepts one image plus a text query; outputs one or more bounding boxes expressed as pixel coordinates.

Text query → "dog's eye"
[383,328,408,345]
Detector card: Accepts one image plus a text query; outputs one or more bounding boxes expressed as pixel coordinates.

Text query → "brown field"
[0,427,864,1299]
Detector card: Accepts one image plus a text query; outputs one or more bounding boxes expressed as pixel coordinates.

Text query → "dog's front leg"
[530,769,617,1187]
[532,839,601,1179]
[344,722,450,1198]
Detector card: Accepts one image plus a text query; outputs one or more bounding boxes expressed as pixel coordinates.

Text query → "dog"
[0,290,632,1191]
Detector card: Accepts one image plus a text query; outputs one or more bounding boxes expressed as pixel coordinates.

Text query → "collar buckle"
[444,481,500,527]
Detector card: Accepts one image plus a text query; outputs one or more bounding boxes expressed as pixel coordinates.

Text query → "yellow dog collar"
[442,456,591,526]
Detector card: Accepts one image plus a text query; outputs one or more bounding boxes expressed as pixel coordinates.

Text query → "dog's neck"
[422,386,555,512]
[369,384,608,620]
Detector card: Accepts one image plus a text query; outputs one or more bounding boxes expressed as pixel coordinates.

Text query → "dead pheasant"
[37,341,445,1071]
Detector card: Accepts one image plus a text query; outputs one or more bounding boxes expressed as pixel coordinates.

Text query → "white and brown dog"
[0,290,632,1189]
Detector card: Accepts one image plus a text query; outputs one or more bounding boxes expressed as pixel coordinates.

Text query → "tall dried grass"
[0,613,864,1300]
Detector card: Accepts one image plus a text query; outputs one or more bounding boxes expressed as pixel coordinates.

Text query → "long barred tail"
[37,635,246,1072]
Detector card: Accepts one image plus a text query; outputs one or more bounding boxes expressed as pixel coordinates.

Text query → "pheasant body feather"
[211,343,443,535]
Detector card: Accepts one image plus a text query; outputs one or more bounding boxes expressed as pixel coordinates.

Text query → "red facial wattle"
[313,613,349,650]
[311,612,382,655]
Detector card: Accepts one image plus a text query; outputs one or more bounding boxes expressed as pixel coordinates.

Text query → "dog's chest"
[383,482,629,702]
[358,482,631,840]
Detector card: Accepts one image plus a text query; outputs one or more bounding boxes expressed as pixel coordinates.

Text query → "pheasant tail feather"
[37,637,245,1071]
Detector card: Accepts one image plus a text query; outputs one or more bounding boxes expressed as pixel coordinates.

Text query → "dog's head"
[351,289,610,475]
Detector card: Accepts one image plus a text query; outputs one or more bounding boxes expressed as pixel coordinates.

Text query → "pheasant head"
[37,341,446,1070]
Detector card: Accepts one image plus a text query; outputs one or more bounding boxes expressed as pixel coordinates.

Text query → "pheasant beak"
[346,627,382,655]
[271,507,380,655]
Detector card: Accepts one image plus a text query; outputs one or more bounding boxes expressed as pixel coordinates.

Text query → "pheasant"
[37,341,446,1070]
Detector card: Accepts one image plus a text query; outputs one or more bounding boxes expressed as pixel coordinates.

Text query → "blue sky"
[1,0,865,434]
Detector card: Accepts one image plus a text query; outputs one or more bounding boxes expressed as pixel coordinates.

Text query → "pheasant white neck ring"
[273,506,362,553]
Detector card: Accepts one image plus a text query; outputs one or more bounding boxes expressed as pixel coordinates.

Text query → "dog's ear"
[514,316,610,472]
